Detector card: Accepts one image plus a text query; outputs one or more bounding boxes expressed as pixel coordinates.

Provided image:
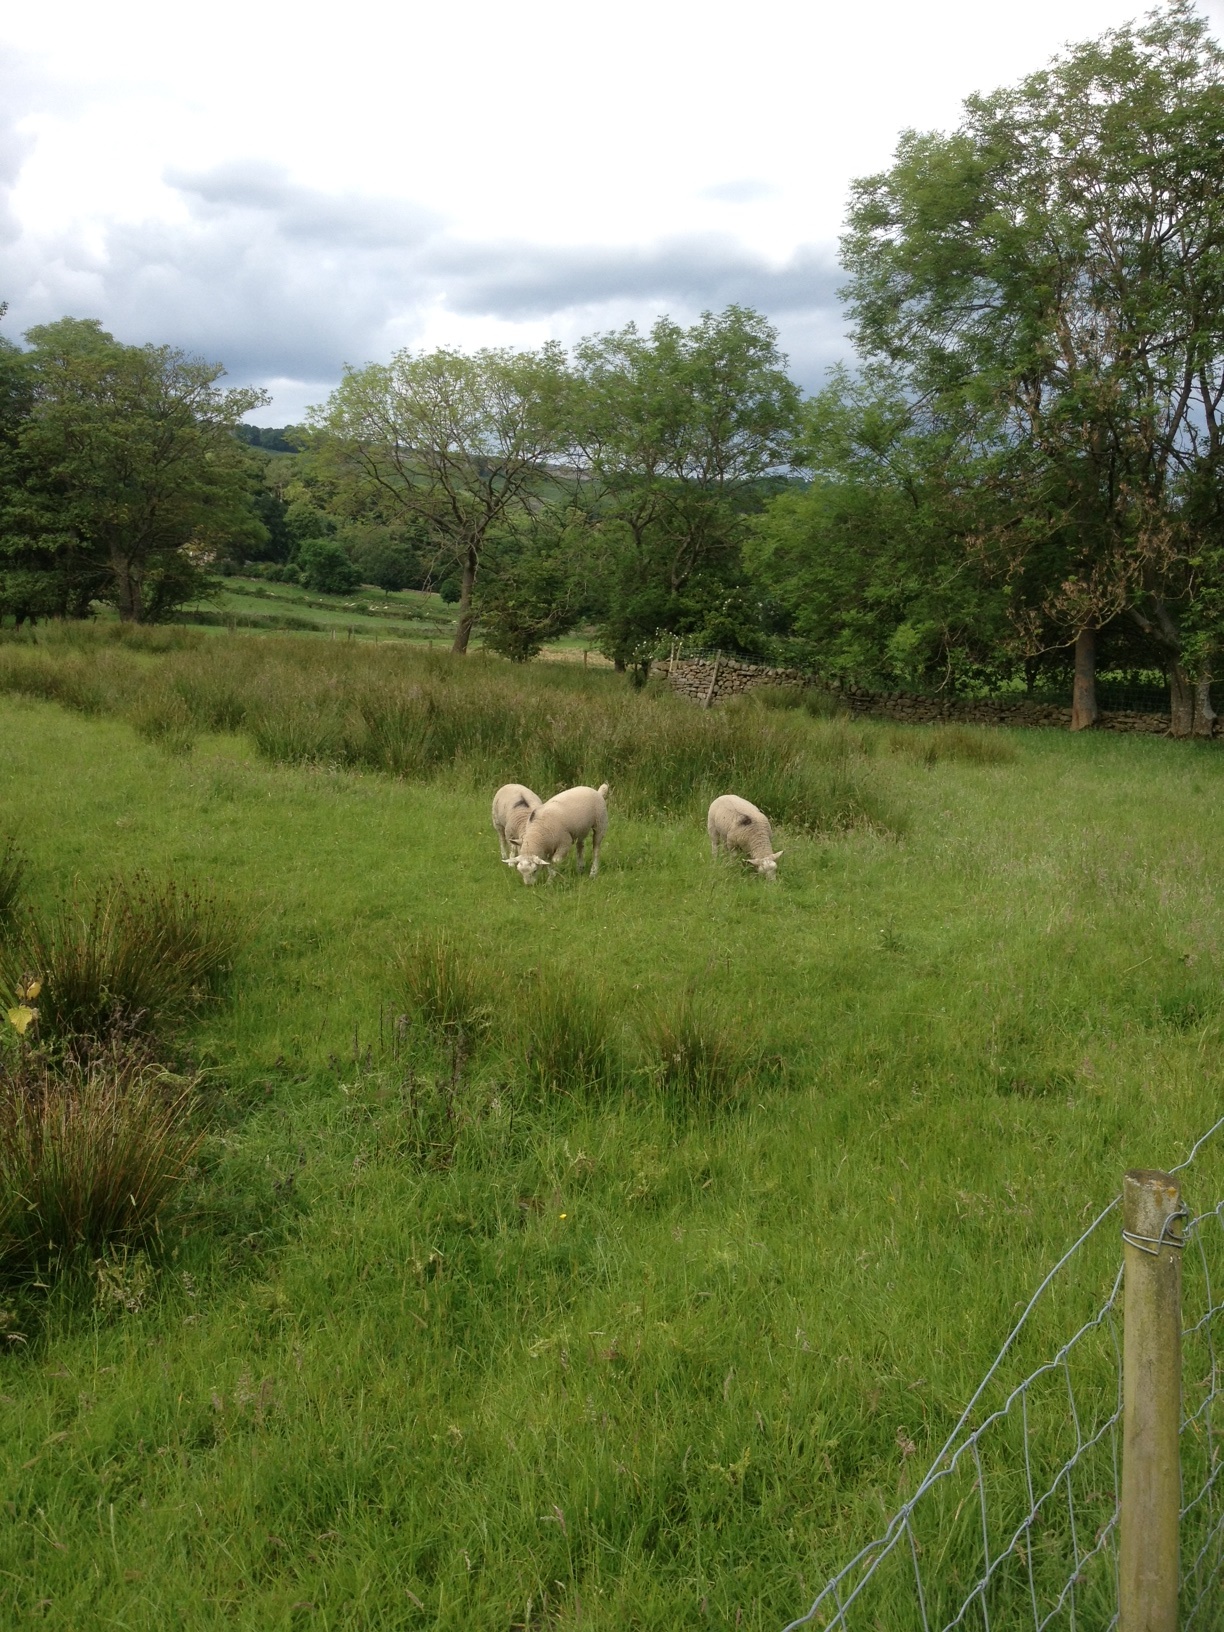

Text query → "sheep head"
[504,855,552,886]
[751,850,783,880]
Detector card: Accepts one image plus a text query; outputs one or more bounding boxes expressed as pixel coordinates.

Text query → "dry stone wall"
[657,655,1172,735]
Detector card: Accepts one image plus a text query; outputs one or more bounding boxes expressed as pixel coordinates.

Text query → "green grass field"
[181,576,458,641]
[0,633,1221,1629]
[178,577,608,662]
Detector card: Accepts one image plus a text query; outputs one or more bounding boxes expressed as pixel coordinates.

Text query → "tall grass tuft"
[129,692,196,756]
[516,981,622,1098]
[883,724,1018,766]
[0,1046,201,1276]
[0,636,908,836]
[396,931,495,1043]
[16,875,242,1050]
[641,989,767,1108]
[0,838,23,928]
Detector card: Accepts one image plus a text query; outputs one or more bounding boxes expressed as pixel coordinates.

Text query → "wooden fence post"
[1119,1168,1184,1632]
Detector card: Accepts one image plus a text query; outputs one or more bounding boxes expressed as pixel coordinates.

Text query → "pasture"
[0,630,1220,1630]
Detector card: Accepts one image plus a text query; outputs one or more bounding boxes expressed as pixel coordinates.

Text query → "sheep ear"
[503,858,519,867]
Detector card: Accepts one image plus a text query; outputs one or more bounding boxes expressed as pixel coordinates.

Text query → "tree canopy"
[3,318,267,622]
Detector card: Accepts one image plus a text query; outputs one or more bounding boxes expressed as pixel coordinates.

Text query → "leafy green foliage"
[296,537,361,596]
[3,318,269,623]
[314,344,574,653]
[840,2,1224,719]
[574,307,802,668]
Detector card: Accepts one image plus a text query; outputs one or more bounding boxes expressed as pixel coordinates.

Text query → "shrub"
[0,1046,201,1276]
[516,982,621,1098]
[15,875,242,1052]
[297,539,362,596]
[641,990,765,1108]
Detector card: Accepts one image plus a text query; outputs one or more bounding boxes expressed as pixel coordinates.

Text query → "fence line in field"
[779,1115,1224,1632]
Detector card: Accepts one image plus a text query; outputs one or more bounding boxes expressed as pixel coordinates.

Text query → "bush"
[14,875,242,1052]
[0,1046,201,1276]
[297,539,362,596]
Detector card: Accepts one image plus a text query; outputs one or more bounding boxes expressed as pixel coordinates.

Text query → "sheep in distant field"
[707,794,783,880]
[505,784,610,885]
[491,783,543,859]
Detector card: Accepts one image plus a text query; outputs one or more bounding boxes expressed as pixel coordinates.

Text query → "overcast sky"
[3,0,1220,421]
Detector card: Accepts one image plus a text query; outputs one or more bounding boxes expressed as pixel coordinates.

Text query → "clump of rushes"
[0,1041,201,1277]
[16,875,242,1053]
[129,691,196,756]
[642,989,767,1108]
[517,981,621,1099]
[396,931,495,1044]
[883,723,1018,766]
[0,839,23,928]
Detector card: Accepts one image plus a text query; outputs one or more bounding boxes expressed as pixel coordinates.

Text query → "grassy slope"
[0,688,1221,1628]
[180,579,607,660]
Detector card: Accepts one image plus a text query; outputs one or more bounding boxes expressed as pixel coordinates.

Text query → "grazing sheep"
[491,783,543,859]
[707,794,783,881]
[505,783,610,885]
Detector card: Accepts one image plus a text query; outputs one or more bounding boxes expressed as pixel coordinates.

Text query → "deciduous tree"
[841,1,1224,732]
[313,345,572,654]
[6,318,267,622]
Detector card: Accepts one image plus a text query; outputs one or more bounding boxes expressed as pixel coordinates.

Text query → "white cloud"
[3,0,1221,419]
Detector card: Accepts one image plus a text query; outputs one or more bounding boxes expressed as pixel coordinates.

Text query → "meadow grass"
[0,630,903,835]
[0,650,1219,1628]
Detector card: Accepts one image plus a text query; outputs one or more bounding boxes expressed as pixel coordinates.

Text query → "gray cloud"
[430,235,843,322]
[0,154,851,413]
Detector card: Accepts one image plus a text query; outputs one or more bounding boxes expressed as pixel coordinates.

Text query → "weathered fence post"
[1119,1168,1184,1632]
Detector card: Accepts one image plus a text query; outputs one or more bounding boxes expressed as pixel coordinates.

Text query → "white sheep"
[707,794,784,880]
[504,783,610,885]
[491,783,543,859]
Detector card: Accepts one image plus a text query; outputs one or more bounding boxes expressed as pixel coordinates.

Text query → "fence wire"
[780,1116,1224,1632]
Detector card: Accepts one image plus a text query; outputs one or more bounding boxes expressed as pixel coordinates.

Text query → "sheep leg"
[497,829,510,860]
[574,834,586,873]
[589,826,601,877]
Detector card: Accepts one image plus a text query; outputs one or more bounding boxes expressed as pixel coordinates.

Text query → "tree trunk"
[1192,672,1217,739]
[1070,626,1098,730]
[1167,661,1195,738]
[614,656,626,673]
[450,546,478,656]
[111,551,142,623]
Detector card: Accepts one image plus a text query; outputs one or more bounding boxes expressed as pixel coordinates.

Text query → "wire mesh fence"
[780,1117,1224,1632]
